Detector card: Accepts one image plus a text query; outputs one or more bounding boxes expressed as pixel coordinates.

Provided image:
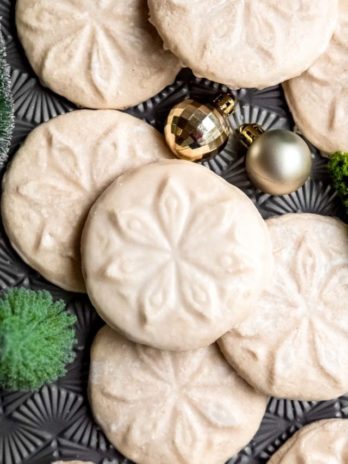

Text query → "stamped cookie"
[269,420,348,463]
[82,160,273,351]
[89,326,268,464]
[16,0,180,109]
[148,0,338,89]
[2,110,171,292]
[219,214,348,401]
[283,1,348,153]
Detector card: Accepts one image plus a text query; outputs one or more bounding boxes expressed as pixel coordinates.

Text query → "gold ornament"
[165,94,236,161]
[239,124,312,196]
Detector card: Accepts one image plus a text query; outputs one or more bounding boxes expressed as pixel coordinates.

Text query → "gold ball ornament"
[164,94,236,161]
[239,124,313,196]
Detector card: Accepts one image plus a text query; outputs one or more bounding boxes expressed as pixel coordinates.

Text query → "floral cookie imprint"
[219,214,348,401]
[82,160,273,351]
[16,0,180,109]
[269,420,348,463]
[283,0,348,153]
[89,326,268,464]
[1,110,171,292]
[148,0,337,89]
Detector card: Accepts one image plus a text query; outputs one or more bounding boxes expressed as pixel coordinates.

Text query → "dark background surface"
[0,1,347,463]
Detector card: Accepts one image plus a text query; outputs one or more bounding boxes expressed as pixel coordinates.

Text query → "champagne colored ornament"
[165,94,236,161]
[239,124,312,196]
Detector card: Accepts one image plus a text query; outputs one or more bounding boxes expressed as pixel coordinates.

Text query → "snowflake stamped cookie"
[89,326,267,464]
[16,0,180,109]
[82,160,273,351]
[269,419,348,463]
[148,0,338,89]
[219,214,348,401]
[283,0,348,153]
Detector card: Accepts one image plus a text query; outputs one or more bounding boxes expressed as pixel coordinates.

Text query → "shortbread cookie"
[148,0,337,89]
[90,326,268,464]
[16,0,180,109]
[284,0,348,153]
[219,214,348,400]
[2,110,171,292]
[82,160,273,351]
[269,420,348,463]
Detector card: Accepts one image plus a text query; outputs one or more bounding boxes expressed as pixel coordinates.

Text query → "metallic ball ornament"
[165,94,235,161]
[239,124,312,196]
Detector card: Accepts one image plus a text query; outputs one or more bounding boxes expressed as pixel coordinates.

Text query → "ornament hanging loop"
[238,123,265,147]
[214,94,236,116]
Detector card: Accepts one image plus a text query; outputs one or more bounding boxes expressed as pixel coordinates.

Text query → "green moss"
[0,288,76,391]
[0,32,14,163]
[328,152,348,208]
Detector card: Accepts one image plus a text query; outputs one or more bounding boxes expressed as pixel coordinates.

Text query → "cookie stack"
[2,0,348,463]
[2,110,172,292]
[2,135,274,461]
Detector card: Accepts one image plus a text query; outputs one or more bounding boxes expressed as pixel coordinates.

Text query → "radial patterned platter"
[0,2,347,464]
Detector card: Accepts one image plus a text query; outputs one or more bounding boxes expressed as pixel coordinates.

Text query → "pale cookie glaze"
[89,326,268,464]
[219,214,348,401]
[82,160,273,351]
[284,0,348,153]
[2,110,171,292]
[269,420,348,463]
[16,0,180,109]
[148,0,337,89]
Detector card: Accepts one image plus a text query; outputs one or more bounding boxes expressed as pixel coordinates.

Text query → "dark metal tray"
[0,1,347,463]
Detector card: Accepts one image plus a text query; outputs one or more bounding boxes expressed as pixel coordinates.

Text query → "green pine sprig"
[0,288,77,391]
[328,151,348,209]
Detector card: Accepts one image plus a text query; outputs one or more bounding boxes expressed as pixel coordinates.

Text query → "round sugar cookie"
[89,326,268,464]
[2,110,171,292]
[283,0,348,153]
[269,420,348,463]
[148,0,338,89]
[82,160,273,351]
[16,0,180,109]
[219,213,348,401]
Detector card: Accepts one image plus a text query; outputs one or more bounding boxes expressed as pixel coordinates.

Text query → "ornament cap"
[238,123,265,147]
[214,94,236,116]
